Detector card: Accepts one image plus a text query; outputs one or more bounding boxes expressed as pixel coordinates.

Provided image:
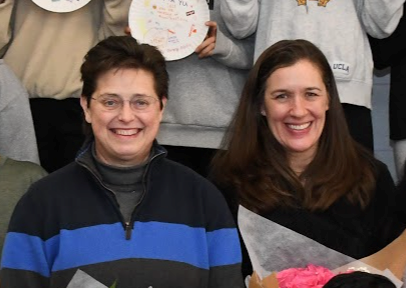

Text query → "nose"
[117,101,135,122]
[290,96,307,117]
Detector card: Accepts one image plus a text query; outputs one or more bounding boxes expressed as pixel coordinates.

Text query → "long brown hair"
[211,39,376,213]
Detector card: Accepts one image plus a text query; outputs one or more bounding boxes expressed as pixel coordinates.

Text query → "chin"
[289,144,317,154]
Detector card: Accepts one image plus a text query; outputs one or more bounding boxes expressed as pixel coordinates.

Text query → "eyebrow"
[99,93,153,98]
[271,87,322,93]
[306,87,322,91]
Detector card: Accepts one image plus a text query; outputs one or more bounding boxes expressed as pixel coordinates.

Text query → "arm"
[0,186,50,288]
[211,29,255,70]
[0,0,14,57]
[98,0,132,39]
[361,0,405,39]
[194,22,255,69]
[360,228,406,281]
[220,0,258,39]
[204,184,245,288]
[371,161,406,248]
[0,61,40,164]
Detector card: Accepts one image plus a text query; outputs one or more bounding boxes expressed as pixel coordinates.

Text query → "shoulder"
[152,158,226,201]
[370,157,394,184]
[2,157,47,181]
[152,158,219,191]
[26,162,89,199]
[147,158,236,228]
[357,146,393,181]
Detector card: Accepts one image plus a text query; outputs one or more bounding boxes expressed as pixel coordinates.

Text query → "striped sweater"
[0,143,243,288]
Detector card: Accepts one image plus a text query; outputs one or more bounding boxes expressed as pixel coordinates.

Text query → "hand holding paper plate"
[128,0,210,61]
[31,0,92,13]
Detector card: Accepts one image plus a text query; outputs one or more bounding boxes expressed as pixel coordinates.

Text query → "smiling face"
[81,68,166,167]
[261,60,329,165]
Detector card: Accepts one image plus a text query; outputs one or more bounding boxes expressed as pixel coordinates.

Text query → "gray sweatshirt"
[0,60,40,164]
[220,0,405,109]
[157,0,255,149]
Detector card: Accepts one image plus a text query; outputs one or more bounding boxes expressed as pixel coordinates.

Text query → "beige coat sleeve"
[0,0,14,57]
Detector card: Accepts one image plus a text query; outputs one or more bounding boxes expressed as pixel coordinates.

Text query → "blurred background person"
[369,1,406,179]
[155,0,254,177]
[0,154,47,259]
[0,59,39,164]
[0,0,131,173]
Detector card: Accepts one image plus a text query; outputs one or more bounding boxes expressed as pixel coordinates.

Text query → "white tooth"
[288,123,311,130]
[116,129,138,135]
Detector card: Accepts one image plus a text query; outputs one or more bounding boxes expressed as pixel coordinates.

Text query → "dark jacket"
[0,142,244,288]
[218,159,405,278]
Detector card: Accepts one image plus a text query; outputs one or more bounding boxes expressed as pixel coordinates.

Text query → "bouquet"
[238,205,406,288]
[248,263,402,288]
[249,264,335,288]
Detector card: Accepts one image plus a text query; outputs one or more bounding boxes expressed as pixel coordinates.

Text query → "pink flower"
[276,264,335,288]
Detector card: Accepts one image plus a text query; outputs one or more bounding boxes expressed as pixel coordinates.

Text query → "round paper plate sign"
[129,0,210,61]
[31,0,92,13]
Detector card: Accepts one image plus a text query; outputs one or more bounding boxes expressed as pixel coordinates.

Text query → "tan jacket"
[0,0,131,99]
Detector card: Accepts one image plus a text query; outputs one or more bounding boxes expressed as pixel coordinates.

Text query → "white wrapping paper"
[66,270,108,288]
[238,205,405,288]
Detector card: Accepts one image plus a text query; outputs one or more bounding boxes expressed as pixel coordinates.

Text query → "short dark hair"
[80,35,169,137]
[323,271,395,288]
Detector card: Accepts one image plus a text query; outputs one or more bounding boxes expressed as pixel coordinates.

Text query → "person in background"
[395,155,406,223]
[0,154,47,260]
[323,272,396,288]
[219,0,405,152]
[0,0,131,173]
[369,1,406,179]
[0,36,244,288]
[0,59,40,164]
[155,0,254,177]
[210,39,406,278]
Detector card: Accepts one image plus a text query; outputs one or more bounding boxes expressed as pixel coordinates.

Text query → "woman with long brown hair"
[210,39,406,278]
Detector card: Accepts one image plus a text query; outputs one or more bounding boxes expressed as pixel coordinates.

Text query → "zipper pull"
[125,222,132,240]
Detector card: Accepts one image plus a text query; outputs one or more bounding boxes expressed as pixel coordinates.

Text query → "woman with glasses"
[0,36,244,288]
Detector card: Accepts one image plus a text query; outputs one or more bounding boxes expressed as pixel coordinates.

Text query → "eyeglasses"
[91,95,160,112]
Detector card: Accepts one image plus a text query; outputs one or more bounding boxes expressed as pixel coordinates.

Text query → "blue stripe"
[1,222,240,276]
[207,228,242,266]
[1,232,59,277]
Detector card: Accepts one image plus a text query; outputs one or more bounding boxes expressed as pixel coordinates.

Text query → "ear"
[80,96,92,124]
[161,96,168,110]
[158,96,167,122]
[260,105,266,116]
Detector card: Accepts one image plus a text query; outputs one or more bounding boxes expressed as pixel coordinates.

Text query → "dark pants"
[30,98,85,173]
[389,58,406,141]
[163,145,217,178]
[342,103,374,152]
